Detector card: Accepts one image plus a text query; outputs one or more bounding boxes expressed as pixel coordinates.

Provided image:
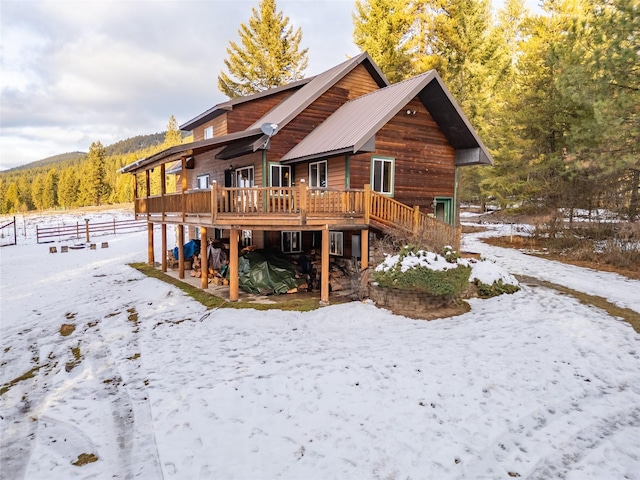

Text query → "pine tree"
[82,141,110,206]
[164,115,182,147]
[58,167,79,208]
[352,0,415,83]
[218,0,309,98]
[42,169,58,209]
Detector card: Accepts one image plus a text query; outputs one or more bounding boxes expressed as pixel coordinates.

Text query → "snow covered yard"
[1,211,640,479]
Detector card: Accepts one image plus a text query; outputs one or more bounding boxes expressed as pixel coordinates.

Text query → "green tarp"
[236,249,304,295]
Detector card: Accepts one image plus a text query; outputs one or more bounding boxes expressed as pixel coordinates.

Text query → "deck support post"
[229,228,239,302]
[161,224,167,272]
[361,229,368,270]
[147,222,154,266]
[133,174,139,215]
[200,227,208,289]
[178,224,185,279]
[160,163,166,222]
[321,226,330,304]
[181,156,187,223]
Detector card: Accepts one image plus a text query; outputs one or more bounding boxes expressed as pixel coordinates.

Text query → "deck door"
[434,197,453,224]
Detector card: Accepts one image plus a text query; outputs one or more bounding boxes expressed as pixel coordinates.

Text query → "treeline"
[353,0,639,221]
[0,118,186,214]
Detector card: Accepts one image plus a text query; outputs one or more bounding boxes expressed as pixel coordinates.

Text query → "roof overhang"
[120,128,263,174]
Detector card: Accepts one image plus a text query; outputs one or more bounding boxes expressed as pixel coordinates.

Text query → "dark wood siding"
[349,98,455,211]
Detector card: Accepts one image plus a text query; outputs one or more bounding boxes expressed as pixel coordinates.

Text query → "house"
[121,52,493,304]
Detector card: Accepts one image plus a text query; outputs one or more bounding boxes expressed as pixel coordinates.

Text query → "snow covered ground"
[1,210,639,480]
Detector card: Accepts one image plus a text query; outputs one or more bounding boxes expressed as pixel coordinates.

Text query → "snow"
[1,210,640,480]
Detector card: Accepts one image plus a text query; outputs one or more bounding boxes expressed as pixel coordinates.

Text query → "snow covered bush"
[468,258,520,298]
[374,245,471,297]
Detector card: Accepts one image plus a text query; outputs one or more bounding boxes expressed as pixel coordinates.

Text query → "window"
[309,160,327,188]
[196,174,210,189]
[236,166,254,187]
[270,164,291,187]
[241,230,252,248]
[281,231,302,253]
[329,231,343,256]
[371,156,394,195]
[204,126,213,139]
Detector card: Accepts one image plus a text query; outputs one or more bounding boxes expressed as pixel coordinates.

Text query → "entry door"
[434,197,453,224]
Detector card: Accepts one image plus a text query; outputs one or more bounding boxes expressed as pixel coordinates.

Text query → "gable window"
[204,126,213,139]
[371,156,394,195]
[329,231,343,256]
[281,231,301,253]
[309,160,327,188]
[196,174,210,189]
[270,164,291,187]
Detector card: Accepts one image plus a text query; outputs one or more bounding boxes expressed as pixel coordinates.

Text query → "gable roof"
[179,77,312,131]
[215,52,389,158]
[281,70,493,167]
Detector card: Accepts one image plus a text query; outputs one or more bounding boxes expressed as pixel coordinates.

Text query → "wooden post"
[181,156,187,223]
[413,205,420,234]
[321,226,329,304]
[299,180,307,224]
[211,181,218,223]
[229,228,239,301]
[161,224,167,272]
[363,184,371,224]
[178,224,185,279]
[160,163,166,222]
[85,218,90,243]
[133,174,139,215]
[361,229,368,270]
[147,222,154,266]
[200,227,208,289]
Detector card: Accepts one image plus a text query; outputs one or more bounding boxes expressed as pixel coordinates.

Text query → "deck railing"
[134,183,458,248]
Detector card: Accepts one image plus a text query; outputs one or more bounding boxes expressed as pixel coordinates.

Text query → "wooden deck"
[135,183,370,230]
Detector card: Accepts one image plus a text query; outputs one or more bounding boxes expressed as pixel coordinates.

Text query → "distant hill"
[5,152,87,173]
[104,133,165,157]
[1,132,169,175]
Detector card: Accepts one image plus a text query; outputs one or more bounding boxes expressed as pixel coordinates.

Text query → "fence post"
[413,206,420,235]
[13,217,16,246]
[114,218,116,235]
[36,224,40,244]
[85,219,90,243]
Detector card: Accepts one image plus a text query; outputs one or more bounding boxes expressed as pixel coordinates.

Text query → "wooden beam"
[181,156,187,223]
[133,174,139,215]
[413,205,420,234]
[161,223,167,272]
[160,163,166,222]
[229,228,239,301]
[363,184,371,224]
[178,224,185,279]
[200,227,208,289]
[321,226,329,304]
[361,229,368,270]
[147,222,154,266]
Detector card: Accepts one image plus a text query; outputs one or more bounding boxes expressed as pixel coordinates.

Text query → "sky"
[0,0,542,172]
[1,209,638,478]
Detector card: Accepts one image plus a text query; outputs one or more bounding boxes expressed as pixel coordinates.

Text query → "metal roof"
[248,52,389,131]
[281,70,493,166]
[119,128,263,173]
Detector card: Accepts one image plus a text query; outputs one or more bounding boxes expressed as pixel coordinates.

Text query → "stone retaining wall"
[367,284,454,318]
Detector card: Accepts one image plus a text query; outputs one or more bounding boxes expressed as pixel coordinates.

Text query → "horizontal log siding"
[187,150,263,189]
[230,89,302,133]
[328,157,346,188]
[349,98,455,211]
[193,114,228,141]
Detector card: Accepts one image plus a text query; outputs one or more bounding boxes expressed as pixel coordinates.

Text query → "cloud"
[0,0,359,171]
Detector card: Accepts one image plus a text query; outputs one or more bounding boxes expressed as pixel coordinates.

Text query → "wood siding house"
[121,52,493,303]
